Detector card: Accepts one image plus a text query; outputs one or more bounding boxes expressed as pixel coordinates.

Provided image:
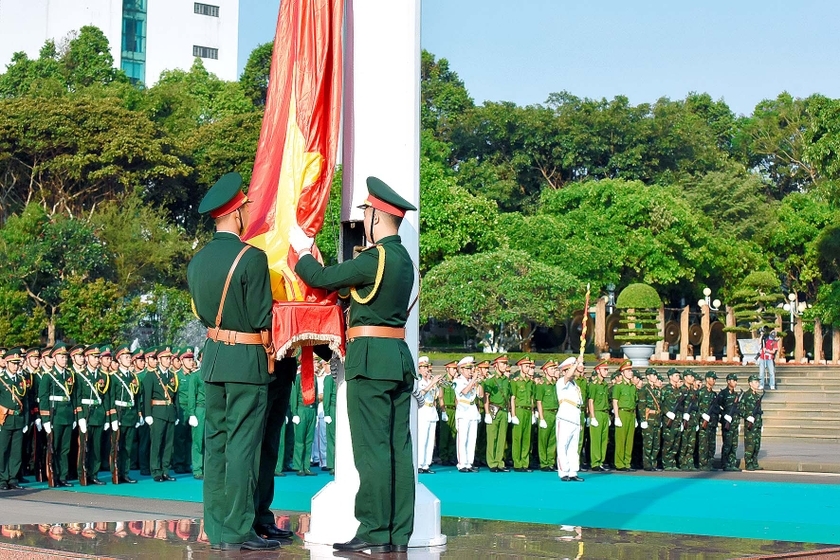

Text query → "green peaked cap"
[364,176,417,214]
[199,172,245,215]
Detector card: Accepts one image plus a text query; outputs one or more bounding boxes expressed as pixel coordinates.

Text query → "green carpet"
[32,467,840,545]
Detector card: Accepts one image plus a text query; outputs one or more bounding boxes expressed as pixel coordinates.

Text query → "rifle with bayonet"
[45,404,56,487]
[721,389,744,431]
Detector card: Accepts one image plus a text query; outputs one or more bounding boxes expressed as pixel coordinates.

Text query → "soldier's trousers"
[538,410,557,468]
[485,409,508,469]
[292,406,316,472]
[661,421,682,469]
[150,418,174,478]
[0,427,23,484]
[721,424,739,469]
[138,423,151,474]
[191,407,206,477]
[173,406,191,472]
[511,407,532,469]
[113,424,136,480]
[437,406,456,464]
[475,411,487,465]
[743,420,762,469]
[679,421,698,469]
[275,419,288,475]
[256,362,293,527]
[79,425,104,481]
[52,423,73,481]
[642,417,662,470]
[697,423,716,470]
[417,408,437,469]
[614,410,635,469]
[589,411,610,468]
[326,417,336,469]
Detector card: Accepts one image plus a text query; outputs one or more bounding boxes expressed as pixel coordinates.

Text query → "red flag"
[244,0,345,404]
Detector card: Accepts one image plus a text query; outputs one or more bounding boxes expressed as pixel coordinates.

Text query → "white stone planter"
[621,344,657,366]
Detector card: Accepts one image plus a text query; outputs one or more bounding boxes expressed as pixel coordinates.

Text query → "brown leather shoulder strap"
[215,245,252,328]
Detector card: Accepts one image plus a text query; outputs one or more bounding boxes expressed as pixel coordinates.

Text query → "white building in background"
[0,0,240,85]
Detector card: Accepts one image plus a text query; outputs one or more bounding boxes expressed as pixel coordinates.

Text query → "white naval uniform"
[417,377,439,470]
[555,379,583,478]
[454,376,480,470]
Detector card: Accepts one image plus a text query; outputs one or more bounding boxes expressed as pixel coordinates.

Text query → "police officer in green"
[611,360,637,471]
[185,349,205,480]
[587,361,611,472]
[741,374,764,471]
[38,343,76,487]
[482,355,511,472]
[718,373,742,471]
[142,346,178,483]
[109,345,140,484]
[438,361,458,466]
[696,371,720,471]
[290,370,318,476]
[0,348,29,490]
[510,357,535,472]
[535,360,559,471]
[574,361,590,470]
[187,172,279,551]
[75,346,108,485]
[289,176,417,554]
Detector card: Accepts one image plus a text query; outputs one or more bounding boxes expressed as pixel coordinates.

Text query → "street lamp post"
[697,287,721,312]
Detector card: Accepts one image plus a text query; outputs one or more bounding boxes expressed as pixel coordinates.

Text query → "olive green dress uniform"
[142,359,178,479]
[536,378,559,469]
[587,378,610,469]
[611,375,637,470]
[133,352,151,475]
[696,374,720,471]
[718,376,742,471]
[21,353,40,480]
[290,373,317,474]
[294,176,417,548]
[109,355,141,482]
[510,376,534,470]
[38,344,76,485]
[173,360,192,473]
[75,353,109,483]
[187,364,206,478]
[0,350,29,488]
[482,372,510,470]
[740,377,763,471]
[323,372,337,470]
[438,375,457,465]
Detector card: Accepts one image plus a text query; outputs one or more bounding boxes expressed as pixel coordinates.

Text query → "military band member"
[483,355,511,473]
[587,361,611,472]
[535,360,559,471]
[290,369,318,477]
[718,373,741,471]
[142,345,178,482]
[416,357,439,474]
[0,348,29,490]
[639,368,663,471]
[109,345,140,484]
[454,357,481,472]
[556,357,584,482]
[741,374,764,471]
[437,361,458,466]
[39,343,76,487]
[510,357,535,472]
[697,371,720,471]
[678,369,699,471]
[186,349,205,480]
[611,361,637,471]
[75,346,108,485]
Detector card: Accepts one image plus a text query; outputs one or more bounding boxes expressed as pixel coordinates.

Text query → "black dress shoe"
[7,482,22,490]
[219,537,281,551]
[255,523,294,540]
[391,544,408,553]
[119,476,138,484]
[0,482,9,490]
[274,472,285,477]
[88,478,106,486]
[57,480,74,487]
[469,466,479,472]
[304,470,317,476]
[569,476,585,482]
[594,465,611,472]
[334,537,390,553]
[426,469,436,474]
[458,467,470,473]
[540,466,553,472]
[153,476,164,482]
[561,476,570,481]
[162,474,176,481]
[489,467,500,473]
[297,470,307,477]
[500,466,511,472]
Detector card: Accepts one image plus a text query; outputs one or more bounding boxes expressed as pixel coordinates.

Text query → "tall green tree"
[240,41,273,107]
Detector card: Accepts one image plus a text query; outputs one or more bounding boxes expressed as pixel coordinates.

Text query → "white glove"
[614,417,623,428]
[511,416,520,425]
[325,416,332,424]
[666,411,676,420]
[288,224,314,253]
[189,416,198,428]
[640,421,648,429]
[585,418,591,427]
[680,424,684,432]
[695,425,700,432]
[539,419,548,429]
[590,418,599,428]
[635,419,639,428]
[145,416,154,426]
[441,411,449,422]
[701,413,710,422]
[292,415,301,425]
[724,414,732,423]
[683,413,690,421]
[747,415,755,423]
[73,421,77,429]
[531,413,537,425]
[175,419,179,426]
[35,418,42,431]
[44,422,52,434]
[78,418,88,434]
[507,412,512,423]
[285,416,289,425]
[484,413,493,424]
[22,425,28,434]
[135,421,142,429]
[609,418,613,427]
[104,421,110,431]
[111,420,119,431]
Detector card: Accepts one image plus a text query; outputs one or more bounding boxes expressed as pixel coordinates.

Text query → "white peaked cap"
[418,356,430,365]
[457,356,475,367]
[559,357,577,370]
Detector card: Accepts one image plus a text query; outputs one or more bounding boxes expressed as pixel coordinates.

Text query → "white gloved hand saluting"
[189,416,199,428]
[288,224,314,254]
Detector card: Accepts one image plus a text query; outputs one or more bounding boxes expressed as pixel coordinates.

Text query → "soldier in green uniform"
[474,360,491,466]
[587,361,611,472]
[75,346,108,485]
[535,360,559,471]
[186,349,206,480]
[131,349,150,475]
[323,363,337,473]
[19,348,41,483]
[678,369,699,470]
[510,357,535,472]
[639,368,663,471]
[660,368,684,471]
[482,355,511,472]
[289,176,417,554]
[290,370,318,476]
[0,348,29,490]
[740,374,764,471]
[39,343,76,487]
[718,373,742,471]
[437,361,458,466]
[574,361,590,470]
[611,361,637,471]
[696,371,720,471]
[142,346,178,483]
[172,349,192,474]
[187,172,279,552]
[109,345,140,484]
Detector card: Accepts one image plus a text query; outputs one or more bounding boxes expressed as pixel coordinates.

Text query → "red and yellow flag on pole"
[244,0,345,404]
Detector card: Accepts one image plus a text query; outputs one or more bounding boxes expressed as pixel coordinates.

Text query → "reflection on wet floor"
[0,514,835,559]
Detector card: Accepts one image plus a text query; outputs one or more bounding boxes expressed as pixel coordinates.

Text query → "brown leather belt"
[207,327,264,345]
[151,399,171,406]
[345,326,405,341]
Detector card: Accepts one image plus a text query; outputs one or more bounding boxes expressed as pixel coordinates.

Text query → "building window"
[193,45,219,60]
[194,3,220,17]
[122,0,147,84]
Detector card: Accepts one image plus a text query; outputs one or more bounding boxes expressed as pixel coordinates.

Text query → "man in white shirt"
[555,357,584,482]
[453,357,481,472]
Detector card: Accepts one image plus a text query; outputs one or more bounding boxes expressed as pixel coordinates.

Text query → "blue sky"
[239,0,840,116]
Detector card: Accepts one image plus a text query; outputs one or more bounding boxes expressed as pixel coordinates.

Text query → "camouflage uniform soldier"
[482,356,511,472]
[678,369,699,471]
[740,375,764,471]
[639,368,663,471]
[696,371,720,471]
[718,373,742,472]
[660,368,684,471]
[437,361,458,466]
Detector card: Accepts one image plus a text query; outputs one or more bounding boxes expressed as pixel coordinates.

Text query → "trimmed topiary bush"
[615,283,663,344]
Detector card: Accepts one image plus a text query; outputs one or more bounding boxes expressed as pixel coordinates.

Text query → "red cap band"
[366,195,406,218]
[210,190,248,219]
